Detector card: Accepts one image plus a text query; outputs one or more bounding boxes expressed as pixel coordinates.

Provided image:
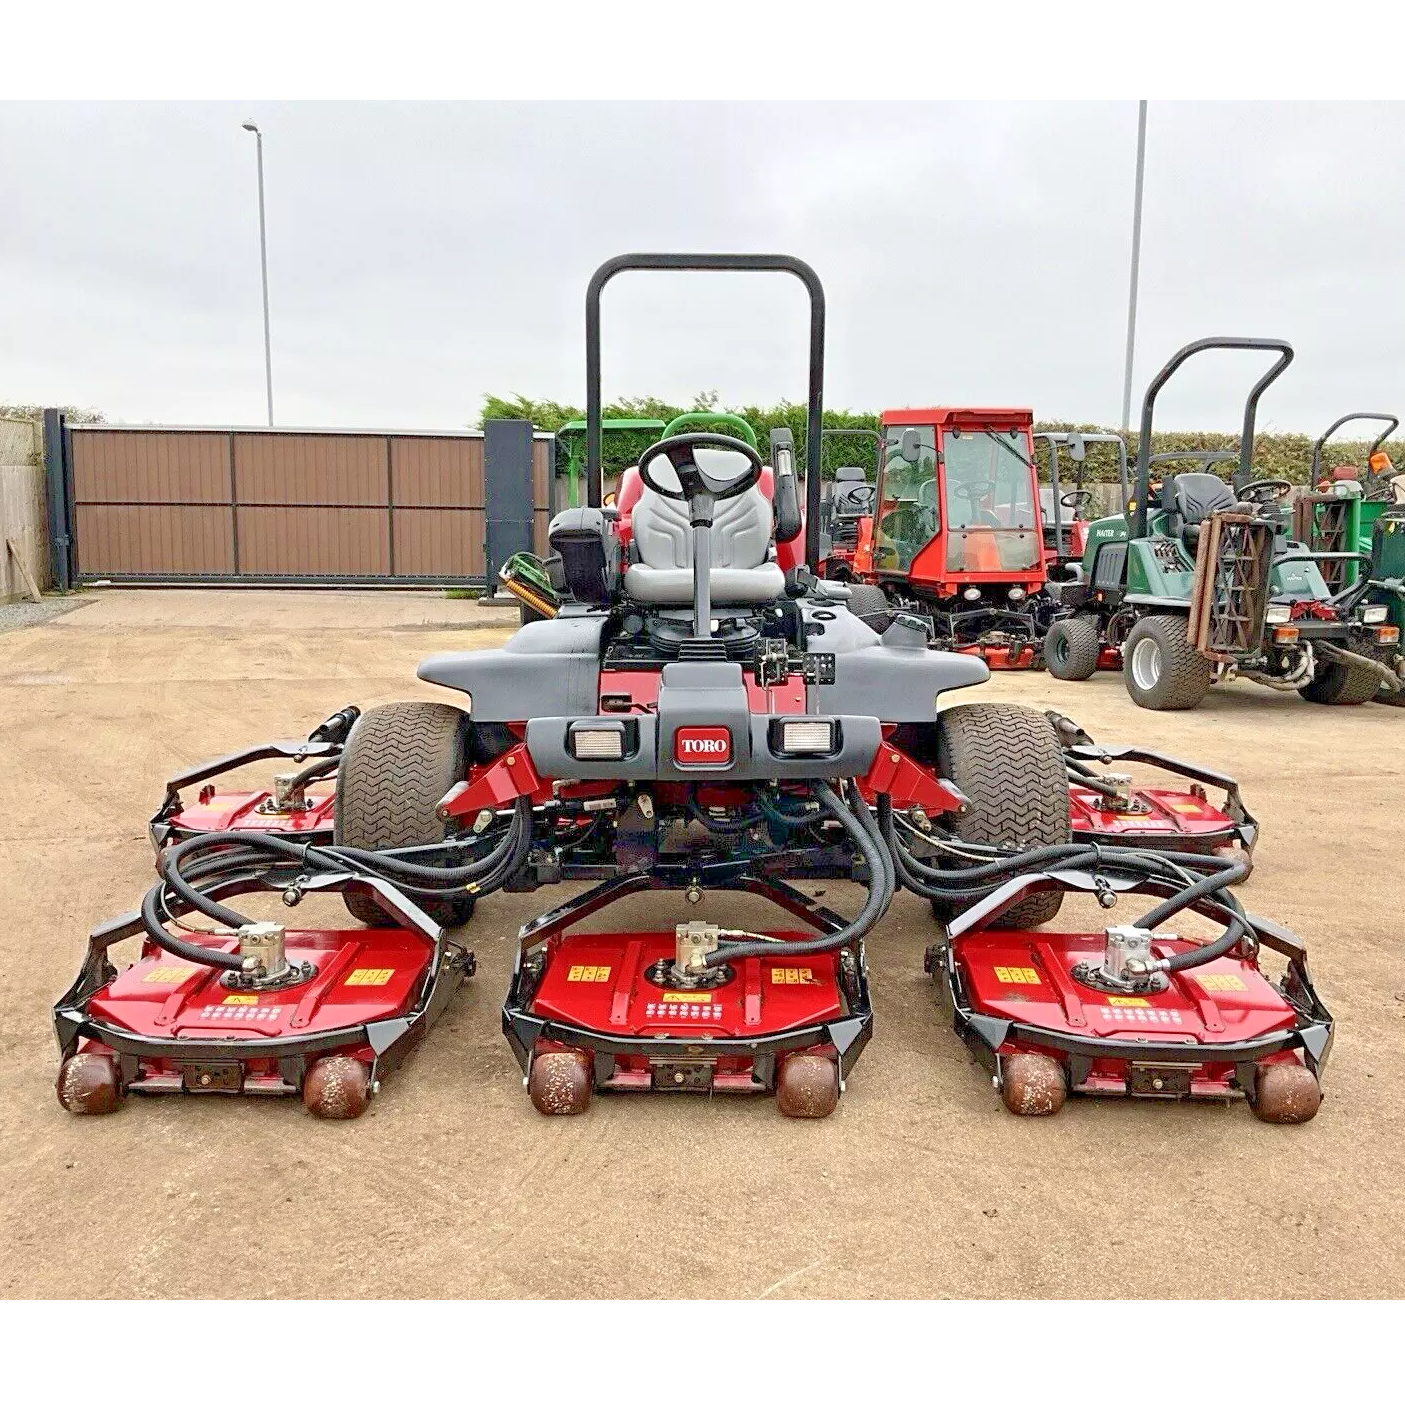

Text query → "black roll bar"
[585,253,827,568]
[1309,412,1399,481]
[1131,338,1294,539]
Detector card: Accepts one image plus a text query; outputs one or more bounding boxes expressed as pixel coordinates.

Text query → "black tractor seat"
[1164,472,1238,552]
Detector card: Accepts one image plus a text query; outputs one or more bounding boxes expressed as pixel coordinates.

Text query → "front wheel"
[1122,615,1211,711]
[335,700,477,928]
[1043,615,1102,680]
[930,702,1071,928]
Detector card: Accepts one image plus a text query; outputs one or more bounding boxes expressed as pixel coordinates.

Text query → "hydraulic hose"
[1136,861,1253,972]
[141,799,533,970]
[706,781,892,965]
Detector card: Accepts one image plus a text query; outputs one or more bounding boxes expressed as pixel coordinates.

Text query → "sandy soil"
[1,589,1401,1299]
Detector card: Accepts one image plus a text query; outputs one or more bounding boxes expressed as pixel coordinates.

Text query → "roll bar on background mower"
[585,253,827,570]
[823,426,883,473]
[1309,411,1399,480]
[1131,337,1294,539]
[1036,431,1130,555]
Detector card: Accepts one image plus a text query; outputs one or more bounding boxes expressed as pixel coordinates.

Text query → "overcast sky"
[2,101,1401,435]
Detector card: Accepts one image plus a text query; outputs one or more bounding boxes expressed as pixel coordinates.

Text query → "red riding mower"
[845,406,1058,668]
[53,254,1326,1126]
[815,428,882,583]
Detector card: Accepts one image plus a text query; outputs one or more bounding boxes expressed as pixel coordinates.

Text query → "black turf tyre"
[1042,615,1102,681]
[846,583,892,633]
[1122,614,1212,711]
[1298,655,1382,706]
[334,701,476,928]
[930,702,1071,928]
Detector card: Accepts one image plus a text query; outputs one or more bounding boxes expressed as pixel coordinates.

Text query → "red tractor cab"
[850,407,1053,666]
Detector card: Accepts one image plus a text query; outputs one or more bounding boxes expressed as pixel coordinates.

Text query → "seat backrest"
[631,449,773,570]
[1171,473,1237,525]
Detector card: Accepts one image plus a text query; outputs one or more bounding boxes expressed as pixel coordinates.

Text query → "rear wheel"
[1299,654,1381,705]
[335,701,476,928]
[846,583,891,633]
[1123,615,1211,711]
[1043,615,1102,680]
[930,702,1071,928]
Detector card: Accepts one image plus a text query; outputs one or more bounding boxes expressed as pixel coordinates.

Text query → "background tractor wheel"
[1043,615,1102,680]
[931,702,1071,928]
[335,700,476,928]
[1122,615,1212,711]
[846,583,892,633]
[1299,655,1381,706]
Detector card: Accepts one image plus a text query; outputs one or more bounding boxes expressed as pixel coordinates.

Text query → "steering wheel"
[1060,489,1093,512]
[637,433,764,509]
[841,483,877,513]
[1238,477,1293,504]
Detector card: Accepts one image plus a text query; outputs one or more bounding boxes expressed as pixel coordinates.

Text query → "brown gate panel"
[235,434,388,506]
[532,440,553,553]
[75,504,235,575]
[393,508,485,577]
[391,437,483,508]
[71,431,231,504]
[236,506,390,576]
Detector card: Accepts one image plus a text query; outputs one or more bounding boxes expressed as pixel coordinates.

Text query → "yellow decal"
[661,992,712,1004]
[1195,972,1246,992]
[142,967,188,984]
[994,965,1041,985]
[1107,995,1151,1006]
[771,967,817,985]
[1169,801,1204,814]
[345,967,395,987]
[566,964,612,983]
[222,994,258,1005]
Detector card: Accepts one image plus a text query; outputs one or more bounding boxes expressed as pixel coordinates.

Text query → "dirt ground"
[2,588,1401,1299]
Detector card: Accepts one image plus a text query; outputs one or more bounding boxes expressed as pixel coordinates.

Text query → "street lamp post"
[242,120,274,427]
[1120,100,1148,432]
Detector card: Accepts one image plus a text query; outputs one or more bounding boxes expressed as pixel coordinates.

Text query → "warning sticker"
[1107,996,1151,1007]
[345,968,395,987]
[222,994,258,1005]
[994,966,1040,985]
[661,992,712,1004]
[142,967,188,984]
[1195,972,1246,992]
[567,964,612,983]
[1169,801,1205,814]
[771,967,817,985]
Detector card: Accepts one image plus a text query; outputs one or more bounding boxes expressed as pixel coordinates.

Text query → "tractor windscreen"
[942,428,1040,572]
[873,426,938,571]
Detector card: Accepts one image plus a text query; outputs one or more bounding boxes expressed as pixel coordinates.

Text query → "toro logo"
[674,726,733,767]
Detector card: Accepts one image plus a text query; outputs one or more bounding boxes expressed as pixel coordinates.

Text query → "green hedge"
[480,394,1397,487]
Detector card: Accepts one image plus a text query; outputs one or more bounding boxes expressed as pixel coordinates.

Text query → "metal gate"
[48,420,554,587]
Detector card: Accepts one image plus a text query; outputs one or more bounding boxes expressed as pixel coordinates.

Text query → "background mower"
[815,427,882,582]
[1034,429,1130,592]
[1293,412,1400,591]
[1043,337,1402,710]
[845,405,1055,667]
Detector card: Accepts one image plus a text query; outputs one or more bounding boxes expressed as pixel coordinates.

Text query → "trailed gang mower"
[54,257,1327,1124]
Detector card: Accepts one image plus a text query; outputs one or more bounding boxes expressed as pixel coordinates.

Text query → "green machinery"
[1292,412,1400,590]
[1043,337,1401,711]
[557,417,666,508]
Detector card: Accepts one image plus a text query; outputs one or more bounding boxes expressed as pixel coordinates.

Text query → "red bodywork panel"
[168,789,336,838]
[79,929,435,1091]
[1068,786,1237,846]
[955,929,1297,1097]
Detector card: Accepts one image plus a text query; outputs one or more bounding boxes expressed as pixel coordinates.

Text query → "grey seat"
[624,448,785,605]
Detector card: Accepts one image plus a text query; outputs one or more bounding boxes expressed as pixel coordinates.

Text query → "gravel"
[0,596,90,633]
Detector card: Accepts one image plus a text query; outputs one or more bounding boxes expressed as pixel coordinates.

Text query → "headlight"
[1264,604,1292,625]
[569,721,627,760]
[962,587,981,602]
[1361,605,1388,625]
[771,719,837,756]
[1007,586,1026,601]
